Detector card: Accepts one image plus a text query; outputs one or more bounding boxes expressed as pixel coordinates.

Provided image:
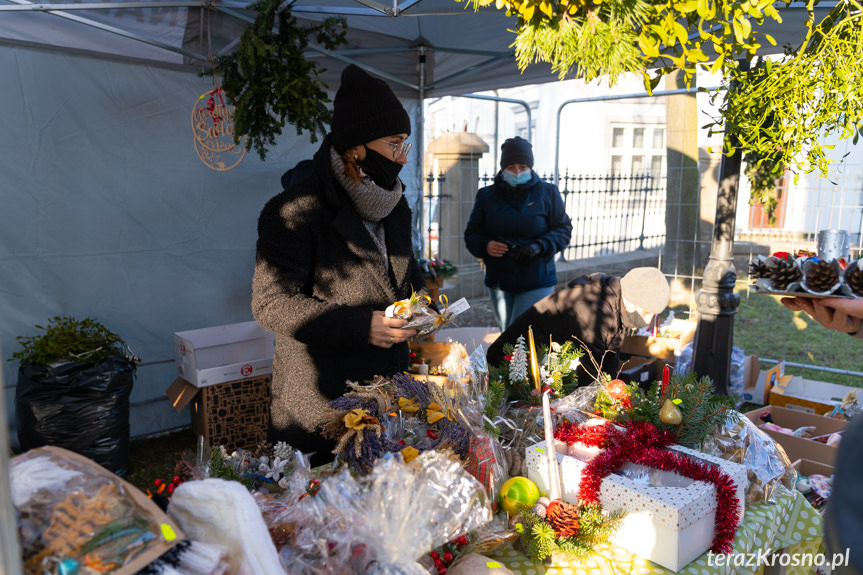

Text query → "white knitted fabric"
[168,479,283,575]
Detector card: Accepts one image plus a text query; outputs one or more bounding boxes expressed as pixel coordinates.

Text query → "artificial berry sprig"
[428,533,471,574]
[147,475,184,500]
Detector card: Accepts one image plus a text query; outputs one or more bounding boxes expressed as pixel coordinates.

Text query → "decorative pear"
[659,398,683,425]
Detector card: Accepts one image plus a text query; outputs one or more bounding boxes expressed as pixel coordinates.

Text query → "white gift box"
[526,433,747,572]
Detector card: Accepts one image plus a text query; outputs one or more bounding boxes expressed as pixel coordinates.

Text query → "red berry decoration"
[430,551,439,560]
[434,559,443,569]
[167,483,176,495]
[438,568,447,575]
[173,476,181,484]
[443,552,453,563]
[153,478,163,487]
[457,535,468,546]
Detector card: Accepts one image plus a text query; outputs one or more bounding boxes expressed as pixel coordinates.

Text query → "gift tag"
[446,297,470,316]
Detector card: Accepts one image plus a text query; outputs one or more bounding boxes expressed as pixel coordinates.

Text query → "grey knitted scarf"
[330,146,403,265]
[330,146,403,223]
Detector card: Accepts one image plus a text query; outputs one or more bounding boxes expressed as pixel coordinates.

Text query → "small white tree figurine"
[510,335,528,384]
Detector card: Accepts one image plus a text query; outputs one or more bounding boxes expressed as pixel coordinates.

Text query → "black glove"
[508,242,542,264]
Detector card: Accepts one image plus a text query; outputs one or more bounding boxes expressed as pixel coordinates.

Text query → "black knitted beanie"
[500,136,534,169]
[331,64,411,152]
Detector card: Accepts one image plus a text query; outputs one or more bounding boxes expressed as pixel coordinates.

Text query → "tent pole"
[0,344,23,575]
[691,59,749,395]
[417,45,426,258]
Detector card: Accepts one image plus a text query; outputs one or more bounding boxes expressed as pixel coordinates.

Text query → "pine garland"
[628,371,739,448]
[482,377,507,437]
[519,504,625,562]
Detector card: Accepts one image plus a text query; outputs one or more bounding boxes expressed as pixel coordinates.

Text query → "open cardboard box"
[743,405,846,466]
[791,458,835,477]
[741,358,861,414]
[620,319,696,361]
[741,359,790,405]
[769,374,860,416]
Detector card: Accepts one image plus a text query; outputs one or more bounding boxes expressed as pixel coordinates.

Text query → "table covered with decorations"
[8,295,841,575]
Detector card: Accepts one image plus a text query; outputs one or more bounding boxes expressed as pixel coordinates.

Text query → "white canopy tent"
[0,2,844,571]
[0,0,834,441]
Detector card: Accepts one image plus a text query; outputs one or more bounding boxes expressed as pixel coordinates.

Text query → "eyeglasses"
[386,140,412,160]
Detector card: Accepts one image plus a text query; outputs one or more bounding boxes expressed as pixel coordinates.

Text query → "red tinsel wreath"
[554,420,740,554]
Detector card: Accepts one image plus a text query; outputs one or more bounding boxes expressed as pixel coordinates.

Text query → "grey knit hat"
[620,267,671,314]
[331,64,411,152]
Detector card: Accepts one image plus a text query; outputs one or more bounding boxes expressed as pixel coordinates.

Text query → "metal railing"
[475,172,667,260]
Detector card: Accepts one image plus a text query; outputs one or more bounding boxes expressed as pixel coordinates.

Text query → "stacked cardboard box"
[167,321,275,451]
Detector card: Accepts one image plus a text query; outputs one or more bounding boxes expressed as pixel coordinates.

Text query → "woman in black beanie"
[464,136,572,330]
[252,64,426,466]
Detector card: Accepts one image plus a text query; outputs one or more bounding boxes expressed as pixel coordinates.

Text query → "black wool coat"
[486,273,627,387]
[252,136,426,465]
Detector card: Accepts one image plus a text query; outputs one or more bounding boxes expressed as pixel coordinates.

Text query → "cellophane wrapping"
[311,451,492,574]
[702,414,795,504]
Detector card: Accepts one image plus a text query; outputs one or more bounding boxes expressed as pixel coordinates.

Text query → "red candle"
[662,364,671,397]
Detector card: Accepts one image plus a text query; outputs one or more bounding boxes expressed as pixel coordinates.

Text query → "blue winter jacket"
[464,170,572,294]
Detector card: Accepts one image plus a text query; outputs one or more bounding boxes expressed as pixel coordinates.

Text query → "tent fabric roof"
[0,0,836,98]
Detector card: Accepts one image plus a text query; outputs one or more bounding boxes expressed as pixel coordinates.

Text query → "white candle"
[542,388,562,501]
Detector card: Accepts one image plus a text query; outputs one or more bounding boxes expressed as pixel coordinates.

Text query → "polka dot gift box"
[526,437,748,572]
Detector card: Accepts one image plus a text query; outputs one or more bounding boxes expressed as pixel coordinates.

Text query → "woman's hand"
[369,311,417,348]
[487,240,510,258]
[781,296,863,334]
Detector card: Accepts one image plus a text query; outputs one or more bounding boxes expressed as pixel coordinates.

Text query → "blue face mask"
[503,169,531,187]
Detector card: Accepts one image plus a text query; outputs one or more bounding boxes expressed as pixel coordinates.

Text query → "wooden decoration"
[191,88,246,171]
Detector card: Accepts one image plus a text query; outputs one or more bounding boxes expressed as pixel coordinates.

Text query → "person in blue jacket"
[464,136,572,330]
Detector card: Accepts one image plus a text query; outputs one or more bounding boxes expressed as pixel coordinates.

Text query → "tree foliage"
[206,0,347,160]
[460,0,863,222]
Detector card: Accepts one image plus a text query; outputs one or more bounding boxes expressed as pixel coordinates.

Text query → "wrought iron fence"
[475,172,667,260]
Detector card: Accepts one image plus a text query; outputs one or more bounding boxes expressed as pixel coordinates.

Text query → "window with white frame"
[609,124,665,177]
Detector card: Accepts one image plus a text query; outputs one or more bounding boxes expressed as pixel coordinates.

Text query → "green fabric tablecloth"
[488,486,823,575]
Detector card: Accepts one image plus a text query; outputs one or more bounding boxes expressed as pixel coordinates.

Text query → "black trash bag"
[15,355,134,476]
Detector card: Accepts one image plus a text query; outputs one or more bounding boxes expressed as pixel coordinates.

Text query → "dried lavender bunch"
[430,419,471,459]
[389,372,433,405]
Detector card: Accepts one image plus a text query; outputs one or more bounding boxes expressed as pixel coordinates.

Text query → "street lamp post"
[691,60,749,395]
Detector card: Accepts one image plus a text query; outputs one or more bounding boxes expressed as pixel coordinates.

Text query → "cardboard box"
[620,319,697,361]
[174,320,275,387]
[526,434,747,572]
[791,458,835,477]
[618,356,656,388]
[769,375,861,416]
[167,375,271,451]
[744,405,846,466]
[739,356,770,404]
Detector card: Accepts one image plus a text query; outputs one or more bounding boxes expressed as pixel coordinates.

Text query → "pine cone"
[545,500,580,539]
[805,260,839,292]
[172,458,197,483]
[749,259,769,280]
[769,258,802,290]
[846,268,863,296]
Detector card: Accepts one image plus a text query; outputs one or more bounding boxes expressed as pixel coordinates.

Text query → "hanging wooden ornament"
[191,88,246,171]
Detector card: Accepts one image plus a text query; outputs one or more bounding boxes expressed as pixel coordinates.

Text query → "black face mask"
[360,145,403,189]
